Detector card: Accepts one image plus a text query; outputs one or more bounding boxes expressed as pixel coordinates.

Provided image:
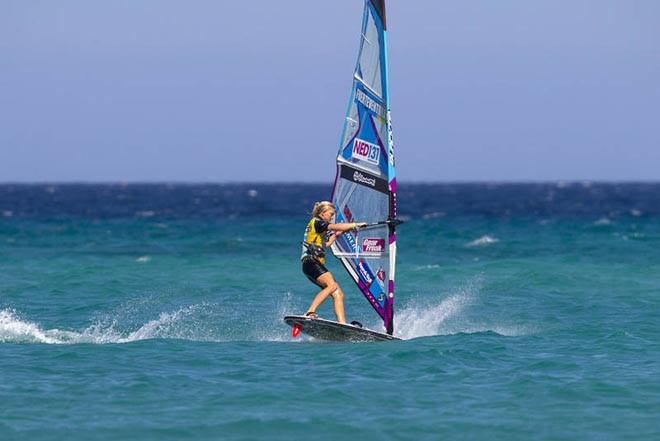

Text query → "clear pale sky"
[2,1,659,182]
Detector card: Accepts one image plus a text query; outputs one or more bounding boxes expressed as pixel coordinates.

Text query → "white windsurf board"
[284,315,400,342]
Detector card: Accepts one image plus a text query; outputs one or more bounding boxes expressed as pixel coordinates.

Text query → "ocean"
[1,183,659,440]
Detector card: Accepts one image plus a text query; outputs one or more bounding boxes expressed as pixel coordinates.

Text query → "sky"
[2,0,660,183]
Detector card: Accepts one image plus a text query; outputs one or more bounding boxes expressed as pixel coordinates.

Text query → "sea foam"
[466,235,499,247]
[395,292,474,340]
[392,276,536,340]
[0,305,214,345]
[0,309,63,344]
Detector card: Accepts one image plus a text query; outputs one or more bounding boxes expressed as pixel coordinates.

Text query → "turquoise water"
[1,183,659,440]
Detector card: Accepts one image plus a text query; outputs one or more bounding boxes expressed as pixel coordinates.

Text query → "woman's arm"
[324,232,338,248]
[327,222,367,232]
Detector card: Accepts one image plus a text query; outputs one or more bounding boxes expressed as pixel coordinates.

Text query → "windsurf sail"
[330,0,399,335]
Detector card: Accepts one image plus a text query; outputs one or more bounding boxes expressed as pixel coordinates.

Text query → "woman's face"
[319,208,335,222]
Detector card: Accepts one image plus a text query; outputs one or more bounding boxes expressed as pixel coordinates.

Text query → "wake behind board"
[284,315,400,342]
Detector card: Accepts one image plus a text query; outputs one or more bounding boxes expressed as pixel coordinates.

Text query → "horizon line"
[1,179,660,186]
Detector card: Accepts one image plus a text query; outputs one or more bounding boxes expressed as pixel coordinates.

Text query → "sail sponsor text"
[355,88,385,118]
[352,138,381,165]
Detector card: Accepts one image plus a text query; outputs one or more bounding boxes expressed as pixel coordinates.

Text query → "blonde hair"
[312,201,335,218]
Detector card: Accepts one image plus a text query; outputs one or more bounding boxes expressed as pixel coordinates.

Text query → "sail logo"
[357,259,374,287]
[352,139,380,165]
[388,110,395,167]
[340,165,389,194]
[362,238,384,253]
[344,229,357,253]
[353,171,377,188]
[356,89,385,118]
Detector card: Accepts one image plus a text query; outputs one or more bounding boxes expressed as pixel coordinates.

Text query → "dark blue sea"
[1,183,659,440]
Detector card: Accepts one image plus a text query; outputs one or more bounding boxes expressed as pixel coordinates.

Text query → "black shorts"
[302,258,328,288]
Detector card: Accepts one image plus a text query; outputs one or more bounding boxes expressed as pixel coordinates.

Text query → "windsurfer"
[301,201,366,323]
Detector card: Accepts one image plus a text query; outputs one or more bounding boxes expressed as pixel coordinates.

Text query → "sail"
[330,0,398,335]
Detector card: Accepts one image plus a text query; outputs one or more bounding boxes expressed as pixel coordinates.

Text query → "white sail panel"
[357,10,383,98]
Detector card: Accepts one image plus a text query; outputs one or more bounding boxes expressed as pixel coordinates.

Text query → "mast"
[330,0,398,334]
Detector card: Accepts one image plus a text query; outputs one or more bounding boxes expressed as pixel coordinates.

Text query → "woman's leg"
[306,271,346,323]
[330,285,346,324]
